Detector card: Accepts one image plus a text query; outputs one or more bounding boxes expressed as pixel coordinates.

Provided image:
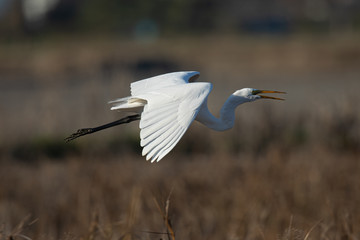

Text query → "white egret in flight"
[65,71,285,162]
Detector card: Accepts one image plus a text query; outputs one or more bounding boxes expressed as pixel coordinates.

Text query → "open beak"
[253,90,286,100]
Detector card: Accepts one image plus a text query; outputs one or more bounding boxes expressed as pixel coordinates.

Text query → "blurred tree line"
[0,0,360,38]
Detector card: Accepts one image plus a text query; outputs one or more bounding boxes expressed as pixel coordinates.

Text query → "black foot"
[64,114,141,143]
[65,128,93,142]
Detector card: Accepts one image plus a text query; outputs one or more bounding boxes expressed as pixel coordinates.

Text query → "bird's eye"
[252,90,261,95]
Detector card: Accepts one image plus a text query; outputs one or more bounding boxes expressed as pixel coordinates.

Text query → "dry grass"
[0,146,359,240]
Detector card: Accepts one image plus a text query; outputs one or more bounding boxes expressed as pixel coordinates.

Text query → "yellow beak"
[253,90,286,100]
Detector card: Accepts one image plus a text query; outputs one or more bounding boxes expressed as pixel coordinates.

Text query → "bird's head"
[233,88,286,102]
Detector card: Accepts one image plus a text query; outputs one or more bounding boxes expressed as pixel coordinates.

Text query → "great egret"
[65,71,285,162]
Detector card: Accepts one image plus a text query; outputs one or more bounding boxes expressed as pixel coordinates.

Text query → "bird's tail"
[109,97,146,111]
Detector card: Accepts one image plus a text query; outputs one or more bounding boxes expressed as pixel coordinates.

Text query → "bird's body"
[66,71,285,162]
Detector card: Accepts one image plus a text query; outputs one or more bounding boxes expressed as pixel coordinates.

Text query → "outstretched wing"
[138,82,212,162]
[131,71,200,96]
[109,71,200,111]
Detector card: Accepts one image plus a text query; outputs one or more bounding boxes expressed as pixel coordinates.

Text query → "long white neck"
[195,94,251,131]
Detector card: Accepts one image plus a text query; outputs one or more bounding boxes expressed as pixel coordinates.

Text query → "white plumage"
[108,71,285,162]
[66,71,284,162]
[110,72,210,162]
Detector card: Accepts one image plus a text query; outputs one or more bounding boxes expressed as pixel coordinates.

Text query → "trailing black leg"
[65,114,141,142]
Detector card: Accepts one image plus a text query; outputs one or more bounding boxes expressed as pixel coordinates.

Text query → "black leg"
[65,114,141,142]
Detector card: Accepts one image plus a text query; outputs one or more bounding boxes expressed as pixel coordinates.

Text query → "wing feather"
[109,71,212,162]
[140,111,178,146]
[131,71,200,96]
[138,82,212,162]
[109,71,199,113]
[140,123,175,147]
[139,105,177,129]
[140,110,177,139]
[153,127,186,162]
[144,125,183,162]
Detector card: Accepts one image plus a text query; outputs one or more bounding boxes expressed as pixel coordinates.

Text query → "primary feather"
[110,71,211,162]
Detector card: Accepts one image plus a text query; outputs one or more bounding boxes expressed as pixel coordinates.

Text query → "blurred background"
[0,0,360,239]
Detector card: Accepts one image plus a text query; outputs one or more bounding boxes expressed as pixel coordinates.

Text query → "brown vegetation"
[0,144,359,239]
